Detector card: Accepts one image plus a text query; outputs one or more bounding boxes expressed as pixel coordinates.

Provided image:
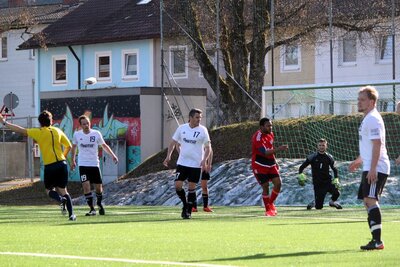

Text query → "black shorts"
[44,161,68,190]
[358,171,388,200]
[175,165,201,183]
[254,173,280,185]
[201,172,211,181]
[79,166,103,184]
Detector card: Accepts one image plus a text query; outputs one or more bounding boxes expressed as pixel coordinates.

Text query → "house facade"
[0,0,85,123]
[262,29,400,119]
[19,0,208,180]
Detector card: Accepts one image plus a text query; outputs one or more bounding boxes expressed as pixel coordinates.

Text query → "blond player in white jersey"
[71,115,118,216]
[163,108,211,219]
[349,86,389,250]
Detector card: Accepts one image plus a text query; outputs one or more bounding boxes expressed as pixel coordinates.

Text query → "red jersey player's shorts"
[253,166,280,185]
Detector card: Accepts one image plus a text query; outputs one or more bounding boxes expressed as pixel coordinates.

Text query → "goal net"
[262,81,400,205]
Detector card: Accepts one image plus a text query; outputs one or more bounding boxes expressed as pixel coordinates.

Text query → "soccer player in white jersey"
[71,115,118,216]
[163,108,212,219]
[349,86,390,250]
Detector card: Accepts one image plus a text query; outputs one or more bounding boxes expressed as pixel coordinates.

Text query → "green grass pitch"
[0,205,398,266]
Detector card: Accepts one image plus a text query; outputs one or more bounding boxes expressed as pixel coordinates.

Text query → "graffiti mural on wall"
[41,95,141,181]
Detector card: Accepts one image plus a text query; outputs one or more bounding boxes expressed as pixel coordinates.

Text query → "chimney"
[8,0,25,7]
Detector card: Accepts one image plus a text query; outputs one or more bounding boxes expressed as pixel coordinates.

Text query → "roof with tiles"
[18,0,160,49]
[0,2,85,27]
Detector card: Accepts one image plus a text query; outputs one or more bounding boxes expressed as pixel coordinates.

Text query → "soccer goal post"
[262,80,400,119]
[260,81,400,205]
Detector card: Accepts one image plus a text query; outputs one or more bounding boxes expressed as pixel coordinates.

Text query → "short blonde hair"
[359,86,379,102]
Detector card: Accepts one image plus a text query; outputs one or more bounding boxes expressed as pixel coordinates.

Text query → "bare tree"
[164,0,395,124]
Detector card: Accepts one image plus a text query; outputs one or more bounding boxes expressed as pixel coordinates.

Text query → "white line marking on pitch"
[0,252,238,267]
[112,210,400,223]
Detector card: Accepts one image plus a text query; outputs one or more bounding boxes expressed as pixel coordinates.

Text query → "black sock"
[48,190,63,203]
[85,193,94,210]
[202,193,209,208]
[96,192,103,207]
[176,189,187,207]
[63,194,73,217]
[187,189,196,214]
[368,204,382,242]
[193,192,198,209]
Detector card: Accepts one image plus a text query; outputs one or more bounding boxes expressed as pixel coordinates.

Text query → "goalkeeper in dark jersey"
[298,138,342,210]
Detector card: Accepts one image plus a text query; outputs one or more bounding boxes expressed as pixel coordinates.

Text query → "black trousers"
[313,182,340,209]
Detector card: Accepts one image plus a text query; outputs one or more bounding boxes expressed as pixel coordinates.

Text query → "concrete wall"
[0,142,27,179]
[140,87,207,162]
[40,86,207,171]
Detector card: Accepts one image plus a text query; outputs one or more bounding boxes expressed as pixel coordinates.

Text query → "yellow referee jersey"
[27,126,71,165]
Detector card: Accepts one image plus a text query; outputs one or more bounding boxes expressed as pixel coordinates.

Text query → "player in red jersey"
[251,117,288,216]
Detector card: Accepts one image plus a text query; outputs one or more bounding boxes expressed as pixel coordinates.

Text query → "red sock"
[262,194,270,210]
[270,189,279,203]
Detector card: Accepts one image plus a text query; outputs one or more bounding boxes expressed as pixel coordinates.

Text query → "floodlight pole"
[216,0,221,126]
[270,0,275,119]
[160,0,165,149]
[392,0,396,111]
[329,0,334,115]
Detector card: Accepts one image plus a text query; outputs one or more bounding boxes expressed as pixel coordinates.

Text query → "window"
[308,104,316,115]
[281,44,301,71]
[30,49,35,60]
[377,35,393,63]
[340,37,356,65]
[199,48,216,77]
[122,50,138,80]
[96,52,111,81]
[52,55,67,84]
[170,46,187,78]
[0,35,7,60]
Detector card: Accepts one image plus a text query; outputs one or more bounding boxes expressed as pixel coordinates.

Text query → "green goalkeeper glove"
[332,177,341,190]
[298,173,306,186]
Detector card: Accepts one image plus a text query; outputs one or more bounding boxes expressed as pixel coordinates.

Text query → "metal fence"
[263,81,400,119]
[0,116,37,180]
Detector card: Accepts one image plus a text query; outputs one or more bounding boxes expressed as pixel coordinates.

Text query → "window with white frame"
[52,55,67,84]
[122,50,138,80]
[30,49,35,60]
[377,35,393,63]
[0,35,7,60]
[96,52,111,81]
[339,36,357,65]
[199,48,216,77]
[281,44,301,71]
[170,46,187,78]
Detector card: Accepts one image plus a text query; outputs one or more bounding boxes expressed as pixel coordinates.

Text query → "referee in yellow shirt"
[0,110,76,221]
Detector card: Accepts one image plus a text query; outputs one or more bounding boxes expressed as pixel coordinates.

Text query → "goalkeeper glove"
[298,173,306,186]
[332,177,341,190]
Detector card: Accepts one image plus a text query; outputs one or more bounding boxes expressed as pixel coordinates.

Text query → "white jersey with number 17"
[172,123,210,168]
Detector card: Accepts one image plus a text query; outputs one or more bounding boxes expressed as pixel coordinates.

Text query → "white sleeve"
[367,117,383,140]
[172,126,181,142]
[97,131,105,145]
[72,132,78,145]
[203,127,210,145]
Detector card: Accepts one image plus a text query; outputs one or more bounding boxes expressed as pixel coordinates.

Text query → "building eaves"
[18,0,160,50]
[0,4,82,29]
